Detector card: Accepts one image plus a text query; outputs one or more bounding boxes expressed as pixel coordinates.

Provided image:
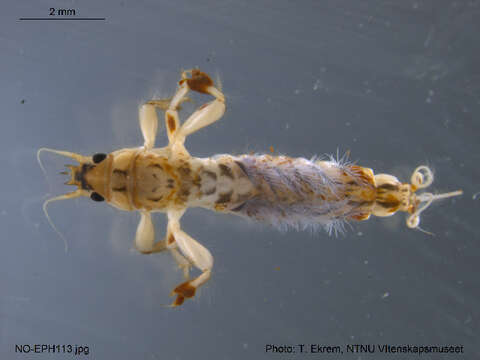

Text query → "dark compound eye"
[92,153,107,164]
[90,192,105,202]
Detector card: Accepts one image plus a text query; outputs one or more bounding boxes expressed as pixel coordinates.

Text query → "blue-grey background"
[1,0,479,359]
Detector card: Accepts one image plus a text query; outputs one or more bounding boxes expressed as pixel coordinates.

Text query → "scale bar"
[19,18,106,21]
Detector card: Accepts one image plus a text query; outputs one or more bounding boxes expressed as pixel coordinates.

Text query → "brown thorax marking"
[111,169,127,192]
[118,154,178,211]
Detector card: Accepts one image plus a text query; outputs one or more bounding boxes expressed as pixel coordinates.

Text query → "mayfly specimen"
[38,69,462,306]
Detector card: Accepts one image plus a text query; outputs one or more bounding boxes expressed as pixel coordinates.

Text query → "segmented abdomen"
[227,155,376,233]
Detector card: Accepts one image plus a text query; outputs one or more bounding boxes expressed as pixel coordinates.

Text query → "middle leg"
[139,96,191,150]
[134,211,192,278]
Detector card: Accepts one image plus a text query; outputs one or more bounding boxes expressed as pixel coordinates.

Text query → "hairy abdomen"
[222,155,377,233]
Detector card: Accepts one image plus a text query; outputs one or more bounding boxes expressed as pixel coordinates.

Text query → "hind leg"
[166,70,226,158]
[166,209,213,307]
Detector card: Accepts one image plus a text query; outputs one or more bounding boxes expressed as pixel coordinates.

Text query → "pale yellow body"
[39,69,462,307]
[84,147,426,225]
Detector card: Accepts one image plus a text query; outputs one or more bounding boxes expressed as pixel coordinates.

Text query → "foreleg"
[134,211,167,254]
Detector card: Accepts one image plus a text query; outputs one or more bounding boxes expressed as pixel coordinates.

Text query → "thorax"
[94,149,256,212]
